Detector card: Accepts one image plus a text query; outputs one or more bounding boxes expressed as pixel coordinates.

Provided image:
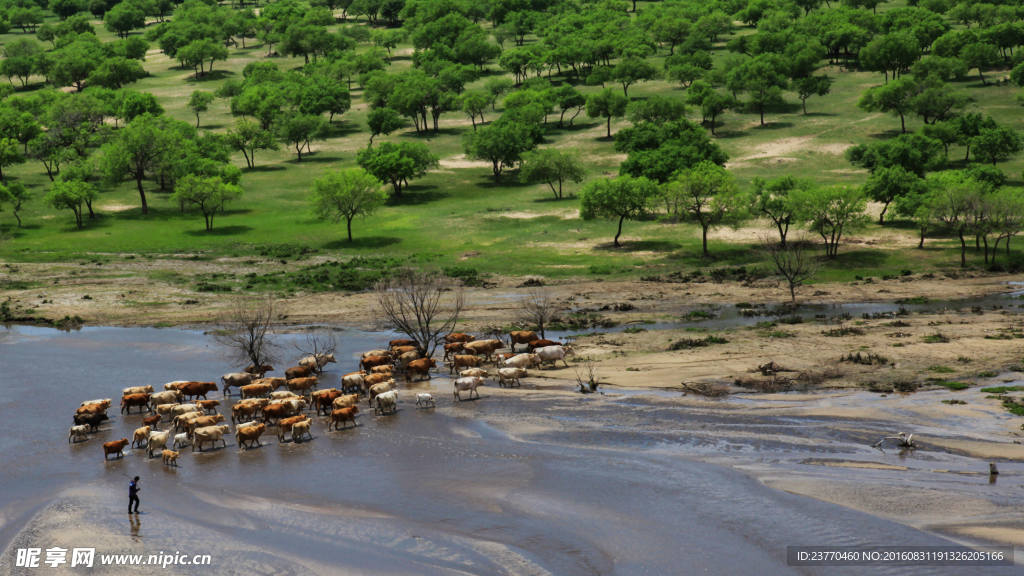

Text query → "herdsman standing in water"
[128,476,140,513]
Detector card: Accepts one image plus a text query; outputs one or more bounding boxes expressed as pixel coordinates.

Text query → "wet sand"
[0,326,1022,574]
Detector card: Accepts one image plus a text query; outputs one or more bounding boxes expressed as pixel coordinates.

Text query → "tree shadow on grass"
[531,195,577,203]
[390,185,449,206]
[593,239,683,252]
[243,165,287,173]
[866,129,904,140]
[286,153,343,164]
[190,70,235,82]
[470,173,531,190]
[751,121,795,131]
[322,236,402,250]
[184,225,254,237]
[803,112,839,117]
[545,121,598,135]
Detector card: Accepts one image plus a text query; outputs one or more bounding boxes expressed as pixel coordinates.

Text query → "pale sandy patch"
[439,154,493,169]
[829,168,869,174]
[489,209,580,220]
[804,460,909,471]
[944,526,1024,547]
[99,203,136,212]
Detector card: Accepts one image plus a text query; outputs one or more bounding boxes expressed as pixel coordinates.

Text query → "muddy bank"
[0,326,1022,574]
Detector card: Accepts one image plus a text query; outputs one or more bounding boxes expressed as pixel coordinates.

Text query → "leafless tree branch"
[760,235,819,304]
[518,287,561,339]
[292,325,339,373]
[374,268,465,358]
[212,295,281,369]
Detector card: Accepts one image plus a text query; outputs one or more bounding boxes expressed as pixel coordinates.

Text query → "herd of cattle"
[68,330,576,465]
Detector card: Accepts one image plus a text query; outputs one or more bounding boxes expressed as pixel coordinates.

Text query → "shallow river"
[0,326,1017,575]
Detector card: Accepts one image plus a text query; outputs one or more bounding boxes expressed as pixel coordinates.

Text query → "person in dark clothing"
[128,476,140,513]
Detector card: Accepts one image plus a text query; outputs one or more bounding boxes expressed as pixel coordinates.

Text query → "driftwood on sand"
[872,432,917,449]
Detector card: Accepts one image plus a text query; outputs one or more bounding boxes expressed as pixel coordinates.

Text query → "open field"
[0,1,1022,299]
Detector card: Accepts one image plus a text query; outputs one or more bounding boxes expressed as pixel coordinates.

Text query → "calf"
[443,342,465,362]
[329,406,359,430]
[179,381,218,401]
[162,449,180,467]
[103,439,129,460]
[291,420,313,443]
[444,333,475,343]
[68,425,90,443]
[196,399,220,414]
[460,368,490,378]
[497,368,529,388]
[415,393,435,409]
[173,433,190,450]
[240,382,272,399]
[332,393,360,410]
[143,415,161,430]
[277,415,309,443]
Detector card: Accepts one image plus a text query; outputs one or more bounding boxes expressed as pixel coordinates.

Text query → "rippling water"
[0,326,1016,575]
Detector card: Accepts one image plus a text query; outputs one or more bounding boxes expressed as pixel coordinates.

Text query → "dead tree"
[374,268,465,359]
[518,287,561,339]
[292,325,338,373]
[571,356,599,393]
[761,236,819,304]
[212,295,281,369]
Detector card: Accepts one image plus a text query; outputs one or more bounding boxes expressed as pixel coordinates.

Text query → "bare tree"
[374,268,465,358]
[212,295,281,369]
[519,287,561,339]
[292,325,338,374]
[571,356,600,393]
[761,236,819,304]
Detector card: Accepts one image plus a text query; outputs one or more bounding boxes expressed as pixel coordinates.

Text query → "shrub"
[933,381,969,390]
[923,332,950,343]
[669,335,728,350]
[896,296,929,305]
[822,327,865,337]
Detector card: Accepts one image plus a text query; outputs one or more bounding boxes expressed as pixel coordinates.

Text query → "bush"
[896,296,929,305]
[669,335,728,350]
[195,282,233,292]
[933,381,969,390]
[822,327,865,337]
[923,332,950,343]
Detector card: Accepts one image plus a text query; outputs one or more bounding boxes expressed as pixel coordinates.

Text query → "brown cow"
[196,399,220,414]
[332,393,360,410]
[444,333,476,343]
[313,389,345,415]
[362,373,393,387]
[329,406,359,430]
[76,403,108,416]
[508,331,538,352]
[231,402,260,424]
[261,403,292,426]
[359,355,392,372]
[236,423,266,450]
[450,354,483,374]
[240,383,273,399]
[494,352,516,364]
[286,377,318,396]
[527,339,560,352]
[389,338,416,348]
[369,365,393,375]
[285,366,314,380]
[186,415,226,436]
[251,377,287,390]
[277,415,309,442]
[367,380,396,405]
[391,345,418,356]
[464,339,505,363]
[443,342,465,362]
[121,393,152,414]
[143,415,161,430]
[404,358,437,383]
[179,381,218,401]
[103,438,129,460]
[245,364,275,377]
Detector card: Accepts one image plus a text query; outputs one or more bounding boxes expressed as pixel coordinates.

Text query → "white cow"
[268,398,307,416]
[374,390,398,415]
[342,373,365,394]
[68,425,90,443]
[122,385,154,395]
[415,393,435,408]
[453,377,485,401]
[497,367,528,388]
[236,421,262,430]
[163,381,190,391]
[147,430,170,458]
[169,404,201,418]
[534,346,575,368]
[80,398,112,407]
[193,425,231,452]
[501,354,540,369]
[269,391,301,400]
[172,432,191,449]
[300,354,337,370]
[220,373,254,397]
[149,390,183,409]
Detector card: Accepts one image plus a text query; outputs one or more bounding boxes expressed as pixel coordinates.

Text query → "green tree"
[578,175,660,247]
[50,0,81,20]
[1,39,42,87]
[792,186,870,258]
[750,175,814,247]
[88,57,146,89]
[861,165,926,223]
[700,92,735,136]
[484,77,514,110]
[845,133,945,176]
[117,91,164,123]
[959,42,1000,85]
[858,32,921,82]
[519,148,586,199]
[586,87,629,138]
[928,172,985,267]
[793,76,832,115]
[275,113,329,161]
[357,141,439,197]
[856,78,918,133]
[616,119,729,183]
[226,118,278,169]
[462,119,536,183]
[366,107,405,146]
[909,80,971,125]
[972,127,1024,166]
[663,161,747,257]
[951,112,997,162]
[727,54,789,125]
[103,2,145,39]
[308,167,389,241]
[626,95,687,126]
[612,57,659,97]
[0,138,26,181]
[178,39,229,76]
[44,178,97,228]
[100,114,186,215]
[188,91,216,128]
[170,174,243,231]
[0,181,32,227]
[459,90,490,131]
[48,38,103,92]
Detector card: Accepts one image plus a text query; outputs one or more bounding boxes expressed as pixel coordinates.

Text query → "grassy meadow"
[1,0,1023,287]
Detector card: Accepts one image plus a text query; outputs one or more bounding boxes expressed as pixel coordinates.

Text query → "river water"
[0,325,1018,575]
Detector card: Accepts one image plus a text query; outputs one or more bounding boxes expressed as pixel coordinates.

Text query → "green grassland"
[1,0,1023,284]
